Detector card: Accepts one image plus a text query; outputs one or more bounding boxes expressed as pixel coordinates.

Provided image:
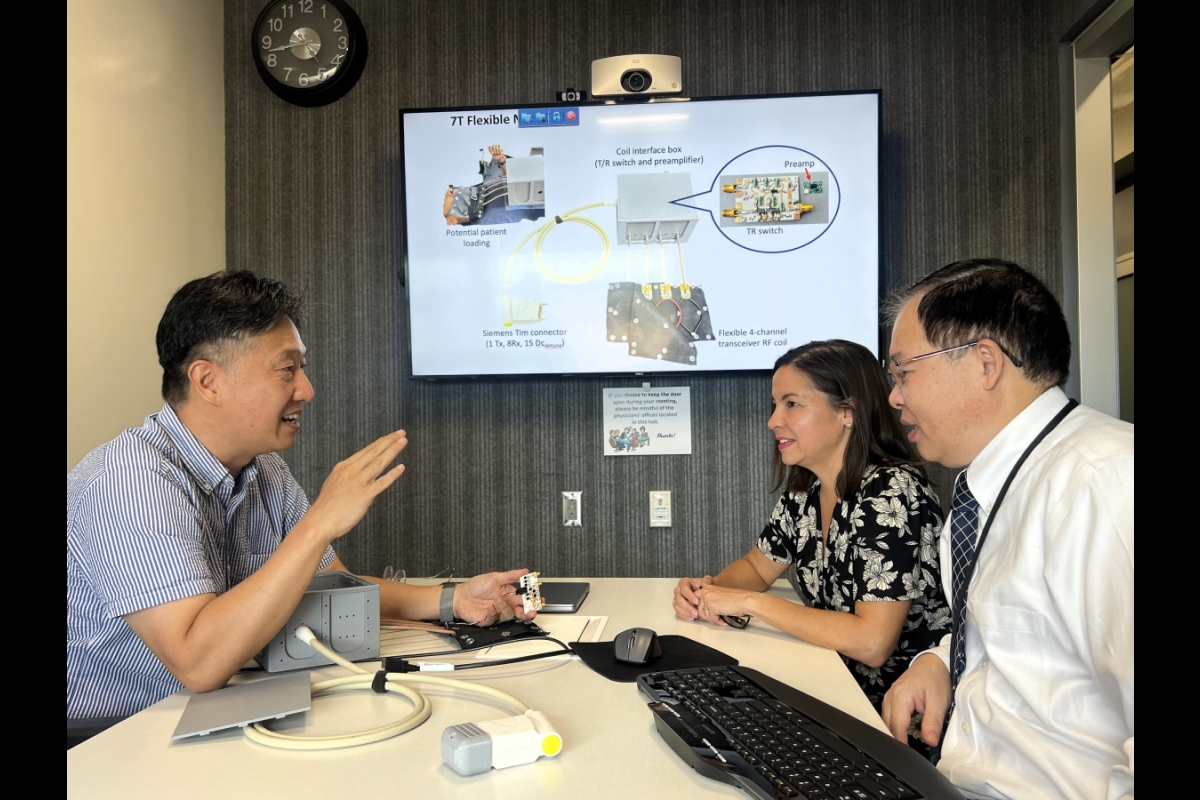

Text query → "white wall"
[67,0,225,470]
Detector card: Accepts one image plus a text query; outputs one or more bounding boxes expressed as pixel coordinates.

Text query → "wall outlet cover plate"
[562,491,582,526]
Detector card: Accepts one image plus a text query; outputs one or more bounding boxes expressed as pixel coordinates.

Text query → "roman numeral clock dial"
[253,0,367,107]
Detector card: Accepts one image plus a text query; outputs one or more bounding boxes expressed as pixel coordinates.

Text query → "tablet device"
[537,581,591,613]
[172,671,311,740]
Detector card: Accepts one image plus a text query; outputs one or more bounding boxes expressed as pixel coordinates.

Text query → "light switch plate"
[562,491,582,527]
[649,491,672,527]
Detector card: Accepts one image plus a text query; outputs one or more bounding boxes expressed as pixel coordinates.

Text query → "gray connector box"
[504,154,545,207]
[616,172,698,244]
[255,571,380,672]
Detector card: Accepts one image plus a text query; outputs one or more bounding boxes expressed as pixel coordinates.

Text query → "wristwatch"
[439,583,457,623]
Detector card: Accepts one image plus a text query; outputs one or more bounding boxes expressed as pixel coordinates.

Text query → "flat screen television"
[399,91,880,378]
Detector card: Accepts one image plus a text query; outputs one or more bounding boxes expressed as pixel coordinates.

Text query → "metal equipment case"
[255,571,381,672]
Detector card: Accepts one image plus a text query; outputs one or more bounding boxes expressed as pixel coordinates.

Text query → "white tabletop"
[68,578,887,799]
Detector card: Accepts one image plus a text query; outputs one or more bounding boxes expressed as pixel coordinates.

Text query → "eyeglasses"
[886,342,978,387]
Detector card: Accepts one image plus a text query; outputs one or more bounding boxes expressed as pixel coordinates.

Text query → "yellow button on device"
[542,734,563,756]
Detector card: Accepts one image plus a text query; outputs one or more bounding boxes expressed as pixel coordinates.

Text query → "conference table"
[67,578,889,799]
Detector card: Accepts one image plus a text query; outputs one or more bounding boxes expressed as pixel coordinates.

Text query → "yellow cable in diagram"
[676,238,688,287]
[503,202,612,288]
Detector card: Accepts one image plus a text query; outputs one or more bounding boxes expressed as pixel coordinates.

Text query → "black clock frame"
[251,0,368,108]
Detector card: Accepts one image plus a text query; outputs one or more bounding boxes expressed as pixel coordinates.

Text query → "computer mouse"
[613,627,662,664]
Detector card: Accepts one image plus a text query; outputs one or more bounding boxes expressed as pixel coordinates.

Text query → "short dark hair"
[156,271,304,405]
[887,259,1071,389]
[771,340,924,498]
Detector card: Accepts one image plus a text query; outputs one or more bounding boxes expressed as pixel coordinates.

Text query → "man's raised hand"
[306,431,408,541]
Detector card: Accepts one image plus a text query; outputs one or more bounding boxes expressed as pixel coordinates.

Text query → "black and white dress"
[756,464,950,710]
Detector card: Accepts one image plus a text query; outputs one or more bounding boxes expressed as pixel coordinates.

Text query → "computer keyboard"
[636,666,961,800]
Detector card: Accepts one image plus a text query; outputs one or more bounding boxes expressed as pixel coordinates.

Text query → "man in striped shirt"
[68,271,532,720]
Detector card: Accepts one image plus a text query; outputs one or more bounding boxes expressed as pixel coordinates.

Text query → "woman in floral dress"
[674,340,950,710]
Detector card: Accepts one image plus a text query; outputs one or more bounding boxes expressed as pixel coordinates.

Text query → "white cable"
[502,202,612,288]
[676,237,688,285]
[243,626,530,750]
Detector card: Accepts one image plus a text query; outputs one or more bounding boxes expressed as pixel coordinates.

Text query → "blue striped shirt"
[67,405,335,718]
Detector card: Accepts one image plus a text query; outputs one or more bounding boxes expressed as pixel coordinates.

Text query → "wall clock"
[252,0,367,107]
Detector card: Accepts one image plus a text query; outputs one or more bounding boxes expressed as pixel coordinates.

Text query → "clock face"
[252,0,367,106]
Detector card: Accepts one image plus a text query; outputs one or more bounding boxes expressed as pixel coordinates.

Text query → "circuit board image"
[518,572,545,614]
[718,173,830,226]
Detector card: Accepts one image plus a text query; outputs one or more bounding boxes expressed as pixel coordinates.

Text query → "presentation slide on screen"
[401,93,879,377]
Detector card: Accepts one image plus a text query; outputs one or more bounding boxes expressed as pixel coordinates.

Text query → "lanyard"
[933,399,1078,761]
[954,399,1078,604]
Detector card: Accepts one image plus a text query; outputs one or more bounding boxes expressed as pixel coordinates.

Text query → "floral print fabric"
[756,464,950,709]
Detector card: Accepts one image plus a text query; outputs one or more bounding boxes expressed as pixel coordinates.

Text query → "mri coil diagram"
[605,281,714,365]
[402,96,874,380]
[502,171,718,366]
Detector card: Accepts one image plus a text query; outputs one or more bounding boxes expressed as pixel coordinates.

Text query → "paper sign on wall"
[602,387,692,456]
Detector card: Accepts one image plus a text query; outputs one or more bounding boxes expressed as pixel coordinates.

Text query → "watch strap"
[439,583,456,623]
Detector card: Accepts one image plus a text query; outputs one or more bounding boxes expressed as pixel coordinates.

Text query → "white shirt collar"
[963,386,1070,511]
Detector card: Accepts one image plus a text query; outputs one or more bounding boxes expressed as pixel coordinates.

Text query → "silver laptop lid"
[538,582,591,613]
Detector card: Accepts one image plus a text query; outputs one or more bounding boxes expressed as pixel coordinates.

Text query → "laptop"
[537,581,591,613]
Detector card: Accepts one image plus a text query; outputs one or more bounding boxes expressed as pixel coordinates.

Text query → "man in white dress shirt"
[880,260,1133,800]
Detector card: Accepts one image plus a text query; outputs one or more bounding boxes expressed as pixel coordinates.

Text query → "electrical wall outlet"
[649,491,672,527]
[562,491,582,527]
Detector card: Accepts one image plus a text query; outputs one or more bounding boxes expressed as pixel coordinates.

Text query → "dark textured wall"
[224,0,1079,579]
